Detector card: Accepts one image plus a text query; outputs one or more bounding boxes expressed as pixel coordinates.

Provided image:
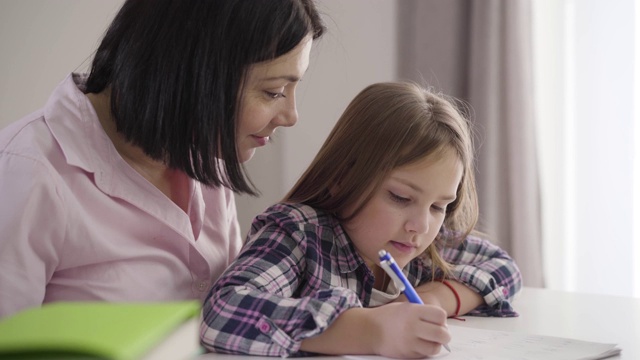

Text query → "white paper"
[345,325,621,360]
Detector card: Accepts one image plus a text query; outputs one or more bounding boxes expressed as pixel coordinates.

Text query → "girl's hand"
[368,302,450,358]
[300,302,450,357]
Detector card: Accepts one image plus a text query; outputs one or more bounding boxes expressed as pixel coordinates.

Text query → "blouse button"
[257,320,271,333]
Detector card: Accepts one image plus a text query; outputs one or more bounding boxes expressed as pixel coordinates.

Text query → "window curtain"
[398,0,543,287]
[532,0,638,297]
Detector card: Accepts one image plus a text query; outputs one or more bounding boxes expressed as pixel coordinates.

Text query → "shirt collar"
[326,213,367,274]
[43,73,204,240]
[44,73,116,175]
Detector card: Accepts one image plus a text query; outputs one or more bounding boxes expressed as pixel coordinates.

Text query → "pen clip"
[378,250,406,292]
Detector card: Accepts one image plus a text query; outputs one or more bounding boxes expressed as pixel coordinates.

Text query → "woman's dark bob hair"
[86,0,325,195]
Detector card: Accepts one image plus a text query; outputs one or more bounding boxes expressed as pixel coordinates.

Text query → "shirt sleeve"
[0,152,65,318]
[200,214,362,357]
[441,233,523,317]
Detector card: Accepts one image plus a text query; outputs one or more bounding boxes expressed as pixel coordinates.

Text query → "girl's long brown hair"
[284,82,478,275]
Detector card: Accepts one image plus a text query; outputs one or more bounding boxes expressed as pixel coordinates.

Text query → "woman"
[0,0,326,318]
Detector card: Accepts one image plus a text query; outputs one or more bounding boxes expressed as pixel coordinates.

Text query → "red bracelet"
[441,279,465,321]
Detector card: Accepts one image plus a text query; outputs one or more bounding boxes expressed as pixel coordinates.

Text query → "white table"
[200,287,640,359]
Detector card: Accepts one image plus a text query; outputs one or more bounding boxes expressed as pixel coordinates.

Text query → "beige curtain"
[398,0,543,287]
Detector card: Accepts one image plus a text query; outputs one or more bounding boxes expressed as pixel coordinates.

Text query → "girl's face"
[235,36,313,163]
[342,149,463,273]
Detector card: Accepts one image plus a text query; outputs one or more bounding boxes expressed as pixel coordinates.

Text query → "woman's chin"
[239,149,256,163]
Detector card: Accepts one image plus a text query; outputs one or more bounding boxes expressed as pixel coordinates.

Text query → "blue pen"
[378,250,423,304]
[378,250,451,353]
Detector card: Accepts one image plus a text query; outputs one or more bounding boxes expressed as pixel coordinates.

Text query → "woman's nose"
[274,96,298,127]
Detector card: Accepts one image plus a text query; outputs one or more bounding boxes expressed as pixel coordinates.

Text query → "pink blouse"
[0,74,242,318]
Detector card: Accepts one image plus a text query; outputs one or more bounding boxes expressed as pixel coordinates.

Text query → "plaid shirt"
[201,203,522,357]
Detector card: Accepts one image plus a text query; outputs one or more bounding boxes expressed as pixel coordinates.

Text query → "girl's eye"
[389,192,410,204]
[265,91,286,99]
[431,204,446,213]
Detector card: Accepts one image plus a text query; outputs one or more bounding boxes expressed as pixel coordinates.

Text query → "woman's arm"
[0,153,64,318]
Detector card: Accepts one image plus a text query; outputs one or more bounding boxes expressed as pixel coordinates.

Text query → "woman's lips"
[251,135,269,147]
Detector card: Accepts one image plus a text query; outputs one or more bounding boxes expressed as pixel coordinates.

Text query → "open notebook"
[439,325,620,360]
[344,325,621,360]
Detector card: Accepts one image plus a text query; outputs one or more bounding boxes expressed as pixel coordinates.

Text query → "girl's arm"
[200,207,452,357]
[200,224,360,357]
[300,303,450,358]
[411,233,522,317]
[415,280,484,317]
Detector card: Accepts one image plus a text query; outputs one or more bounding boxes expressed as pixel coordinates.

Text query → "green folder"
[0,301,201,360]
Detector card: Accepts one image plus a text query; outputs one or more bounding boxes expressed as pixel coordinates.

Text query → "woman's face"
[236,36,313,163]
[342,149,463,272]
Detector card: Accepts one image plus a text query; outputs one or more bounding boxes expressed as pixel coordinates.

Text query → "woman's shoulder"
[1,110,50,155]
[1,74,95,170]
[0,110,69,185]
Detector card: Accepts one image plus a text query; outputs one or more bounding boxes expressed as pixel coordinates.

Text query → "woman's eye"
[431,205,446,213]
[265,91,286,99]
[389,192,410,204]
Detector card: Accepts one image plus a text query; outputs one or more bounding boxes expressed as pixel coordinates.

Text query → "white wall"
[0,0,124,127]
[0,0,398,239]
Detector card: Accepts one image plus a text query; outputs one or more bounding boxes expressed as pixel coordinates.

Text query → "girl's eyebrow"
[391,177,457,202]
[391,177,424,193]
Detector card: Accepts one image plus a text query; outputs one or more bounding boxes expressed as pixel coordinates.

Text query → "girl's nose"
[405,211,429,234]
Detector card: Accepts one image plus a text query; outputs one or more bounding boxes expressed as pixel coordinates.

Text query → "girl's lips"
[390,241,415,254]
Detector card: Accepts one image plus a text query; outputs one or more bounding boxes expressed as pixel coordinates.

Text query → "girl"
[200,82,522,358]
